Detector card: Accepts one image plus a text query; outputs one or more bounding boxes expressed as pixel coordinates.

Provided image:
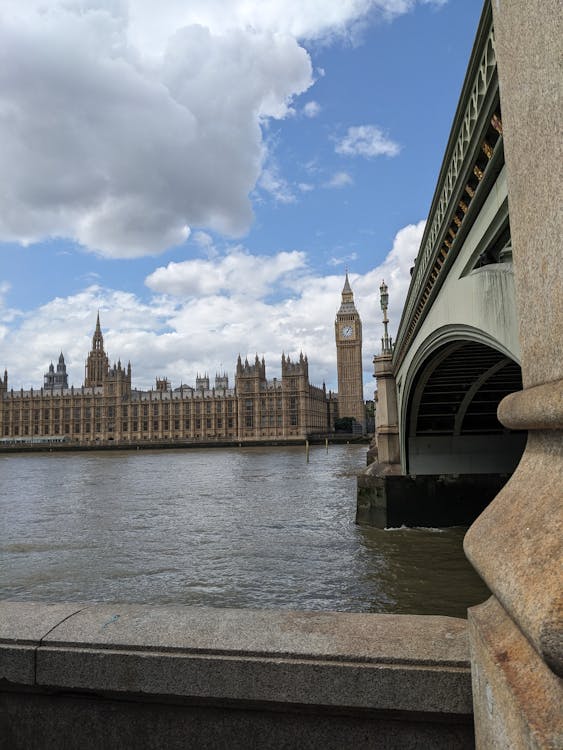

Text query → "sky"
[0,0,483,398]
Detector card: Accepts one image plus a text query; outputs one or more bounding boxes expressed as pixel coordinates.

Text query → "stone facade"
[0,317,336,446]
[335,274,365,431]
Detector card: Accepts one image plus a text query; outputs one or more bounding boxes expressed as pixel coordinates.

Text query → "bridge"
[358,2,528,527]
[1,2,560,748]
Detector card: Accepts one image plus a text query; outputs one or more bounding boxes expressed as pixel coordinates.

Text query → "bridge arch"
[399,325,526,475]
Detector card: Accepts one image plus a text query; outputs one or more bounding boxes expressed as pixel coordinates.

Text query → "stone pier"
[463,1,563,746]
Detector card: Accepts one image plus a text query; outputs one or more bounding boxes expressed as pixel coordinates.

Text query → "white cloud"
[0,1,312,258]
[303,100,321,118]
[325,171,354,188]
[328,252,358,267]
[335,125,401,158]
[298,182,315,193]
[258,166,297,204]
[0,1,439,258]
[0,221,424,400]
[145,248,307,298]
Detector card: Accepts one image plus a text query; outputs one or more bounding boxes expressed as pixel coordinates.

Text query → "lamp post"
[380,280,393,354]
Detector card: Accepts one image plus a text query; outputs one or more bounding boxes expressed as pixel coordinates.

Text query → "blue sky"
[0,0,482,396]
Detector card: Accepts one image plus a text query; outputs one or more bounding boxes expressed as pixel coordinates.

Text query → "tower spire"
[85,313,109,387]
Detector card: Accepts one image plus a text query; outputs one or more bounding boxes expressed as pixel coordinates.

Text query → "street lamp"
[379,280,393,354]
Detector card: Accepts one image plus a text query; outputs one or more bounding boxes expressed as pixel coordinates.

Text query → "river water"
[0,445,489,618]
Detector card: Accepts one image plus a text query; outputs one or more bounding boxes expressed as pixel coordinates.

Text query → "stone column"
[464,1,563,747]
[373,352,401,471]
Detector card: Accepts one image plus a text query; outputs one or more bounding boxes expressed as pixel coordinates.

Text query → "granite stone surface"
[0,602,86,685]
[469,597,563,750]
[0,692,475,750]
[39,604,469,666]
[0,602,473,717]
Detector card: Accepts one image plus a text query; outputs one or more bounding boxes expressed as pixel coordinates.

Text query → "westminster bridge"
[1,2,561,748]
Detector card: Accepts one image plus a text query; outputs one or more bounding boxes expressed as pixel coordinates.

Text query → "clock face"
[341,325,353,338]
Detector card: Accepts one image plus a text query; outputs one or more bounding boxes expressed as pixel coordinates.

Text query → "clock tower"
[335,273,365,431]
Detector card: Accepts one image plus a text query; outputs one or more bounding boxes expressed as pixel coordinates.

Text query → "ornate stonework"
[0,316,336,446]
[335,274,365,431]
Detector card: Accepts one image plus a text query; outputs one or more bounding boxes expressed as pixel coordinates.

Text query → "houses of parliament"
[0,276,365,446]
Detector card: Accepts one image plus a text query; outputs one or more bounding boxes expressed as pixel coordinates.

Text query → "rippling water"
[0,445,489,617]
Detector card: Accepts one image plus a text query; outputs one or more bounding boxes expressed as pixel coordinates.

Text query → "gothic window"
[245,416,253,428]
[206,419,211,428]
[122,406,128,417]
[152,404,159,416]
[153,420,158,431]
[122,422,128,431]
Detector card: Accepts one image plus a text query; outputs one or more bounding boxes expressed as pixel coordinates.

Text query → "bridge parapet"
[394,3,502,367]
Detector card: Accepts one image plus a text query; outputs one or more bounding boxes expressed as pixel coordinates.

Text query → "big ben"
[335,273,365,431]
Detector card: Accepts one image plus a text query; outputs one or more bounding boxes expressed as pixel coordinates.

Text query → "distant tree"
[334,417,355,433]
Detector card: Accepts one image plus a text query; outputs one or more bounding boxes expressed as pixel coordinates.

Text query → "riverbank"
[0,434,370,454]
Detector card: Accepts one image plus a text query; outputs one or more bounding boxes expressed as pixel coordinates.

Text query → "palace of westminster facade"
[0,277,365,446]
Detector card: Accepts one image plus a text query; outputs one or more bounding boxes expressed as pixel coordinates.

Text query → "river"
[0,444,489,617]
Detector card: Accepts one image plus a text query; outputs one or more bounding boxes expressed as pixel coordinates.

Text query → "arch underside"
[405,340,526,475]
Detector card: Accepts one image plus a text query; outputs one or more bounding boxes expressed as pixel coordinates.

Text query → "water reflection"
[0,446,488,617]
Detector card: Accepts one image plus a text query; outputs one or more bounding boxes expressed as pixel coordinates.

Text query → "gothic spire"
[338,272,356,312]
[92,311,104,351]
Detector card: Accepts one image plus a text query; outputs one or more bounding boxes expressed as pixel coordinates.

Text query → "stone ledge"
[0,602,87,685]
[0,602,473,718]
[498,378,563,431]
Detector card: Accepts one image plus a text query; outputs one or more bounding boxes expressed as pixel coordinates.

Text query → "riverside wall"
[1,601,474,749]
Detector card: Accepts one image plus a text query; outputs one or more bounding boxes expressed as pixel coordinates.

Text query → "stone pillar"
[464,1,563,747]
[373,352,401,471]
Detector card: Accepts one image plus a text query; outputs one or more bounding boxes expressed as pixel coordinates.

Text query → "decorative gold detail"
[482,141,493,159]
[465,184,475,198]
[448,227,456,240]
[444,239,452,249]
[491,113,503,134]
[459,200,468,214]
[441,247,449,258]
[474,165,484,180]
[453,215,462,227]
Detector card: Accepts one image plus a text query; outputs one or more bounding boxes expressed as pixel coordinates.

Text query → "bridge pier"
[357,471,510,529]
[463,1,563,746]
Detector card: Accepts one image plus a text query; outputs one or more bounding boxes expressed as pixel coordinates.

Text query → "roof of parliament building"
[0,315,328,401]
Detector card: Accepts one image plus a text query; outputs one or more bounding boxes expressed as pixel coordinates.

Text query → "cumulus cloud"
[335,125,401,158]
[0,1,312,257]
[1,221,424,400]
[145,248,307,298]
[0,1,439,258]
